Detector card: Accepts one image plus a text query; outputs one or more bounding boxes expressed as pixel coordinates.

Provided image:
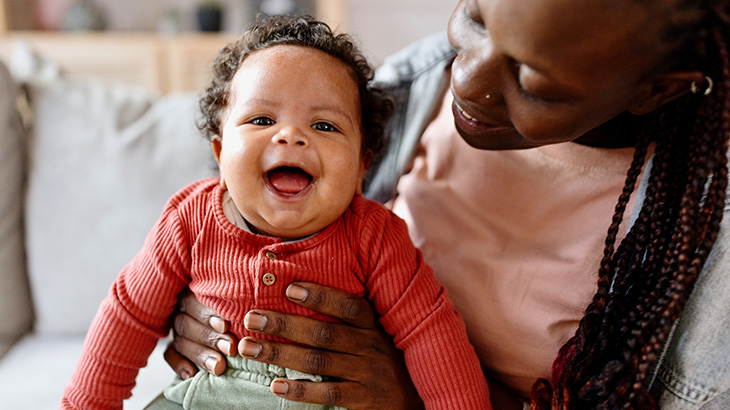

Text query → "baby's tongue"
[268,167,312,194]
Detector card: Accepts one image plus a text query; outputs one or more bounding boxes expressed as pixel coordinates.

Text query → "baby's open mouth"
[266,166,313,196]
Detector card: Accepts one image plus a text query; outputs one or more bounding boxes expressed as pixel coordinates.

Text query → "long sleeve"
[60,184,199,410]
[353,197,491,409]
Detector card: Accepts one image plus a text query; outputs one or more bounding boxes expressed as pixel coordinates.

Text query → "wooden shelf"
[0,0,349,93]
[0,32,239,93]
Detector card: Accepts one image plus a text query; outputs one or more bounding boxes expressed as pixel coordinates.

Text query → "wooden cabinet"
[0,0,349,93]
[0,32,236,93]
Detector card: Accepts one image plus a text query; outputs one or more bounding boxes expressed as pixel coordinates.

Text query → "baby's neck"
[221,190,318,243]
[243,218,317,243]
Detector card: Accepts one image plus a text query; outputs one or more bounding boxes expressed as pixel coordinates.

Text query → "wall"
[25,0,458,65]
[347,0,456,65]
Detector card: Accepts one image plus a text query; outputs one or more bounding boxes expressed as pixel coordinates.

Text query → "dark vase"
[196,8,222,32]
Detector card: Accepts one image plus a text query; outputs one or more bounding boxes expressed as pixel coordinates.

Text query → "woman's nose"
[273,126,308,147]
[451,40,504,105]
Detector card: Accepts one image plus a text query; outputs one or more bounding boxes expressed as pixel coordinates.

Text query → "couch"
[0,45,219,409]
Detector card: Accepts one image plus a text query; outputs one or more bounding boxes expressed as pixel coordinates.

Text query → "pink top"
[61,178,490,410]
[392,92,639,400]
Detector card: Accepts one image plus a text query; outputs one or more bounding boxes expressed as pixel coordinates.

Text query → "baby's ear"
[211,137,227,189]
[628,71,706,115]
[211,137,223,162]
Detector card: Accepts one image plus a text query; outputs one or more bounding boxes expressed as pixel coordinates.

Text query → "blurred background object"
[1,0,456,66]
[61,0,107,31]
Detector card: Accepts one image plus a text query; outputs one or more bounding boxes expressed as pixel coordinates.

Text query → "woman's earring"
[691,76,714,96]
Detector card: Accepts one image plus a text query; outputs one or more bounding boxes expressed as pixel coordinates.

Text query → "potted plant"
[196,0,223,32]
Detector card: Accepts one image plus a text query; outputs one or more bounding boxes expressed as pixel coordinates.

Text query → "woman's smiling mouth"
[452,101,520,147]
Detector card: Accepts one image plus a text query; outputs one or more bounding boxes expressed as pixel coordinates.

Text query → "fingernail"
[286,284,309,302]
[271,380,289,395]
[180,369,193,380]
[239,338,262,358]
[217,339,233,355]
[244,312,268,331]
[209,316,226,333]
[204,357,219,373]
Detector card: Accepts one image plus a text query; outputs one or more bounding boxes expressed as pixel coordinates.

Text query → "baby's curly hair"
[199,14,393,161]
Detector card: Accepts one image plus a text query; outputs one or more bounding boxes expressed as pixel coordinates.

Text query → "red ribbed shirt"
[61,178,490,409]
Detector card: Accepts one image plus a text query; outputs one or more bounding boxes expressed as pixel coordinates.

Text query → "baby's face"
[213,45,366,240]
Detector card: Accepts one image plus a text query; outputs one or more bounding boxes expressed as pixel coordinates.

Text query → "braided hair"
[531,2,730,409]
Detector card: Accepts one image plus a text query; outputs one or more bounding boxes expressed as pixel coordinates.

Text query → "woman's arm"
[166,283,424,410]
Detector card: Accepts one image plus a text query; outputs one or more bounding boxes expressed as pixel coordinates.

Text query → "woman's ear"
[211,137,227,189]
[628,70,706,115]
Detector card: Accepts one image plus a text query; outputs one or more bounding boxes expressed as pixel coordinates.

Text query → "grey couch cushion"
[24,76,217,335]
[0,61,33,356]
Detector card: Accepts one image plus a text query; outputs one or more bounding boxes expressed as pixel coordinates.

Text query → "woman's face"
[448,0,668,150]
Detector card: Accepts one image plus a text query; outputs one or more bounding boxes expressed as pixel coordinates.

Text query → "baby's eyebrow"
[311,104,356,127]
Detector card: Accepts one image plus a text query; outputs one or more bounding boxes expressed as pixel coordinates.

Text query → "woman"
[164,0,730,408]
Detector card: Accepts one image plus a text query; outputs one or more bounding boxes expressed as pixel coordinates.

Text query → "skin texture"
[448,0,702,150]
[213,45,367,240]
[167,0,706,408]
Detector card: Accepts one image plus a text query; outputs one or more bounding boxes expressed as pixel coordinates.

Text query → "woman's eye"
[312,122,338,132]
[518,84,545,102]
[251,117,274,126]
[513,62,548,103]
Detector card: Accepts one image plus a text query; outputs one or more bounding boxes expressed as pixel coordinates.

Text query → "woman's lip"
[451,101,513,133]
[452,100,508,128]
[451,101,521,149]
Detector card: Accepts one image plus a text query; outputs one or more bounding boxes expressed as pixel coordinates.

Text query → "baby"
[61,15,489,410]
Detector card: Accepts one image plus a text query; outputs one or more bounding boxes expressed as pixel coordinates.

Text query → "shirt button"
[262,272,276,286]
[265,251,278,261]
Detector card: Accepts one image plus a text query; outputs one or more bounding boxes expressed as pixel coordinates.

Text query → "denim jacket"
[364,32,730,409]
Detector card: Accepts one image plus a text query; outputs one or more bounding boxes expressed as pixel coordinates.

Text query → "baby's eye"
[251,117,274,126]
[312,122,339,132]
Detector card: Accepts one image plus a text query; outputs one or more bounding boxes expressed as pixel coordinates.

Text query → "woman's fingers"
[269,379,376,410]
[172,311,237,356]
[285,282,378,329]
[163,341,198,380]
[241,337,422,410]
[169,324,227,376]
[178,289,230,334]
[165,291,237,376]
[239,336,365,379]
[243,310,381,354]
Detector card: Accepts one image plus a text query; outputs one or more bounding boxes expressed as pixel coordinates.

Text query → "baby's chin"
[249,216,331,241]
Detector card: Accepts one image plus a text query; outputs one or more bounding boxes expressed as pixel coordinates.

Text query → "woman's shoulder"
[650,202,730,408]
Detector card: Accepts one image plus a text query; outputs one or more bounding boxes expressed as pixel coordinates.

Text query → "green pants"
[144,356,348,410]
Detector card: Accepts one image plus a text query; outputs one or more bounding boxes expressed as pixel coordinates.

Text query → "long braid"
[531,3,730,409]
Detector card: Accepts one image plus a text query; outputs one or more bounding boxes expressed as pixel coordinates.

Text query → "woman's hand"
[239,282,423,410]
[164,289,238,378]
[165,283,423,410]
